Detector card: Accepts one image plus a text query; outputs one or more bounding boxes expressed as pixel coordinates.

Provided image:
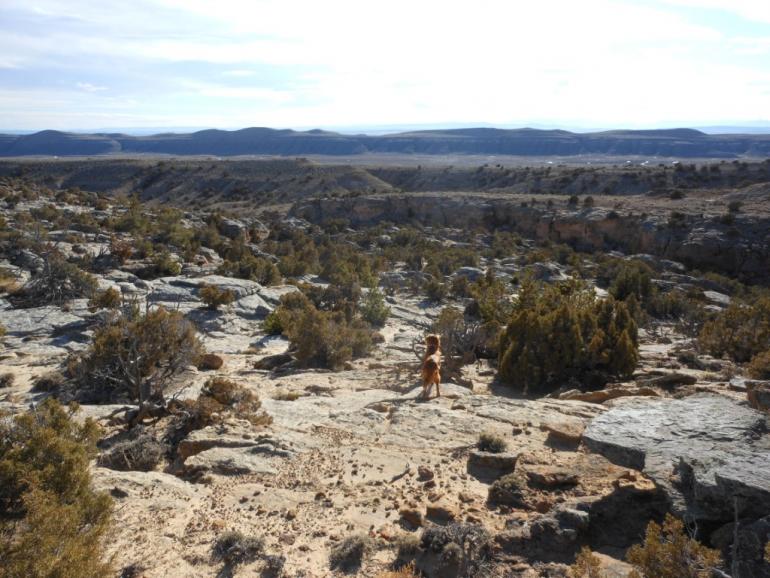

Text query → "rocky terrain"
[1,168,769,578]
[292,191,770,284]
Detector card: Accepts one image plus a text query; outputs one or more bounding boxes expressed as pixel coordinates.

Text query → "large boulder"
[583,394,770,523]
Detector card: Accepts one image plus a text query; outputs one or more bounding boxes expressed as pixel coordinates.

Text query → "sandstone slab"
[583,394,770,522]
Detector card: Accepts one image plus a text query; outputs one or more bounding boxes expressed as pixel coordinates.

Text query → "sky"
[1,0,770,132]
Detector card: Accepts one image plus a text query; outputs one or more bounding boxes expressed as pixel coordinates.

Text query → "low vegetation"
[267,290,375,370]
[487,472,526,507]
[88,286,122,310]
[97,430,167,472]
[172,377,272,437]
[699,295,770,363]
[498,279,639,394]
[212,530,264,569]
[477,432,507,453]
[570,546,604,578]
[419,523,492,577]
[329,533,374,573]
[359,287,391,326]
[626,514,723,578]
[67,306,203,425]
[199,283,236,310]
[12,248,97,307]
[0,399,113,578]
[376,562,419,578]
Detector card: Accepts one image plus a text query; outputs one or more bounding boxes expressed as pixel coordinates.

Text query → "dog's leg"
[435,375,441,398]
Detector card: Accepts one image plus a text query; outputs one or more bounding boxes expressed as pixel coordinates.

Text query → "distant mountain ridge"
[1,126,770,158]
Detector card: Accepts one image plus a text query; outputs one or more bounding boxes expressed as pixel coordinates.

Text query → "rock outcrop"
[291,194,770,282]
[583,394,770,523]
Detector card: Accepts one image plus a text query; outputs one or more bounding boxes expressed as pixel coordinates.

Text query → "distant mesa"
[1,126,769,158]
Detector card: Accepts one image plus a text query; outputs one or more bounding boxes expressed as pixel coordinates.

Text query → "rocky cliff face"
[291,194,770,283]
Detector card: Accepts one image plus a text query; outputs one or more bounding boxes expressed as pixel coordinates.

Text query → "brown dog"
[421,334,441,399]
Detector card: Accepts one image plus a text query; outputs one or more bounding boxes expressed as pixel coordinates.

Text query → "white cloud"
[1,0,769,128]
[222,69,256,77]
[661,0,770,24]
[76,82,108,92]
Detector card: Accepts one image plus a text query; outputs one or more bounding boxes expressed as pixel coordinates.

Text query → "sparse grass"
[329,533,374,573]
[31,371,65,393]
[97,432,167,472]
[419,524,491,576]
[377,562,419,578]
[212,531,264,567]
[488,472,526,507]
[477,432,507,453]
[0,270,19,294]
[0,373,14,389]
[394,533,421,561]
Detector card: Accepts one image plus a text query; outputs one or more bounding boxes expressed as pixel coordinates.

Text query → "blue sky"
[1,0,769,132]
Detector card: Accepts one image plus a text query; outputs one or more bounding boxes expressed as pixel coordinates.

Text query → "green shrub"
[69,307,203,406]
[329,533,374,573]
[263,310,284,335]
[467,270,513,325]
[748,350,770,379]
[288,306,373,370]
[199,284,236,310]
[699,296,770,362]
[149,249,181,277]
[109,237,133,264]
[263,291,313,337]
[88,287,122,311]
[218,254,281,285]
[570,546,604,577]
[360,288,390,326]
[478,432,507,453]
[300,280,361,317]
[0,399,113,578]
[498,279,639,394]
[608,260,654,303]
[626,514,722,578]
[424,278,447,302]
